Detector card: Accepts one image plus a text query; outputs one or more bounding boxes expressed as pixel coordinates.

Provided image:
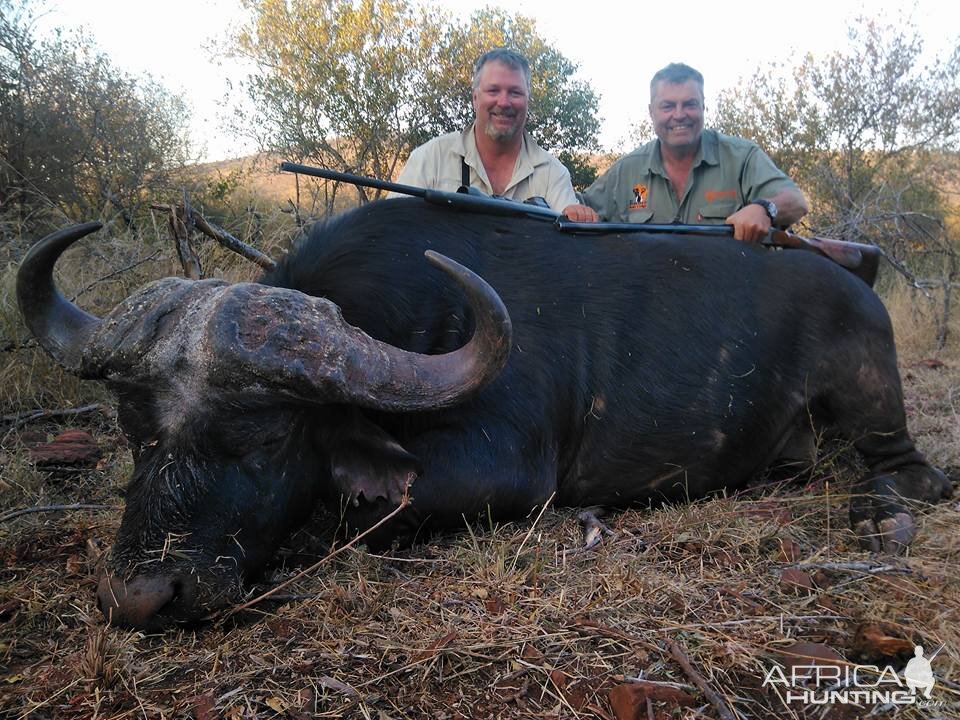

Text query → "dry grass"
[1,229,959,719]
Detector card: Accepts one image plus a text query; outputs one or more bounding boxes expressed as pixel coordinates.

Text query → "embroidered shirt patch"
[629,183,648,209]
[704,188,737,203]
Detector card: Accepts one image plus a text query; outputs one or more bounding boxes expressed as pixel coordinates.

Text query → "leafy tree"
[713,17,960,346]
[0,1,192,231]
[227,0,600,206]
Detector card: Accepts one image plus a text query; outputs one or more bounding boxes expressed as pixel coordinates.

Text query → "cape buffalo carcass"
[17,198,952,631]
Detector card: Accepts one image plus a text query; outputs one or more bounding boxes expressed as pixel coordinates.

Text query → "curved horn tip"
[17,221,106,371]
[424,249,459,273]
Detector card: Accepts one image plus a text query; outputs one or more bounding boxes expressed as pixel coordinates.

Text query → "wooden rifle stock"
[764,230,882,287]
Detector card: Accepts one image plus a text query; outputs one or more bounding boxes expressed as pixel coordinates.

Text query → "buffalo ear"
[320,409,420,506]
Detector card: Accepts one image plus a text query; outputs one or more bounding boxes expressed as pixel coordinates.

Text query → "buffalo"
[17,198,952,631]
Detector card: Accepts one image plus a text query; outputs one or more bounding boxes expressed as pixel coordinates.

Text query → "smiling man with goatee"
[394,48,582,216]
[570,62,809,242]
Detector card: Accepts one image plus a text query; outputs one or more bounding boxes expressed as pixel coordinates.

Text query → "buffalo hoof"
[849,466,954,554]
[577,507,614,550]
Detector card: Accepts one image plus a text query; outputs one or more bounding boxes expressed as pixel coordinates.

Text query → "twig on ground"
[665,640,738,720]
[214,487,412,621]
[509,491,555,573]
[569,617,661,655]
[2,403,108,428]
[788,560,909,574]
[0,504,111,523]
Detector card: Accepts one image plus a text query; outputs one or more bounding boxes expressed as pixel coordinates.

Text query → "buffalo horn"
[16,223,105,373]
[209,250,512,411]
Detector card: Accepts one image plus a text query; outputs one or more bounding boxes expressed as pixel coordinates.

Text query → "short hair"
[650,63,704,102]
[472,48,531,92]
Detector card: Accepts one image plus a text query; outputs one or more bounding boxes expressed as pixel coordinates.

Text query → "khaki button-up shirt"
[581,130,799,224]
[393,124,578,211]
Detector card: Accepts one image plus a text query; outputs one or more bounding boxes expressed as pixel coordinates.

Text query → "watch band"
[750,198,777,221]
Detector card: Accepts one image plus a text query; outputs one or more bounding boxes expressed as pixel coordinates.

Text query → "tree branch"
[2,403,109,428]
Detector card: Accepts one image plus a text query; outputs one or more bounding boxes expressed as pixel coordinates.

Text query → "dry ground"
[1,230,959,719]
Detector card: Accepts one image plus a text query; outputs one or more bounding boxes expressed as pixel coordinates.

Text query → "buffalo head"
[17,222,511,630]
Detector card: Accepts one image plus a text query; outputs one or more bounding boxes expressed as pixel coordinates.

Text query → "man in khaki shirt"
[394,49,580,214]
[567,63,808,242]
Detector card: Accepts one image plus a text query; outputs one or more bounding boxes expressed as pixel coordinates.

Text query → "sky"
[34,0,960,162]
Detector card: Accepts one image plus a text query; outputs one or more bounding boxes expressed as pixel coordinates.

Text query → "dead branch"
[284,197,305,234]
[2,403,109,428]
[665,640,738,720]
[193,213,277,272]
[151,197,201,279]
[569,617,661,655]
[0,503,111,523]
[176,191,202,279]
[788,560,909,574]
[151,202,277,273]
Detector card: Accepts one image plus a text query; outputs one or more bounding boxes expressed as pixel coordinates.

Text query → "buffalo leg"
[818,332,952,553]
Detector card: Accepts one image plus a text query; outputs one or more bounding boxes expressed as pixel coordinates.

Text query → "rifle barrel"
[280,162,427,198]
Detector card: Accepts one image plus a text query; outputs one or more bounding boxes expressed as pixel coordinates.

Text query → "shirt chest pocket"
[627,208,654,223]
[697,199,738,222]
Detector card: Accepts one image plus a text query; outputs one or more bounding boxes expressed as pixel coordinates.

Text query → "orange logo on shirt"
[629,183,648,209]
[704,188,737,203]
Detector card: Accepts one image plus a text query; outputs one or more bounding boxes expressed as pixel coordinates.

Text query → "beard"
[483,113,523,142]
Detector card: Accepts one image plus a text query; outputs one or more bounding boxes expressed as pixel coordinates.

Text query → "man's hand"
[725,204,771,243]
[562,204,600,222]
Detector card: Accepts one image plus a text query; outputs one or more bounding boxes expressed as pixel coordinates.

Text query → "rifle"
[280,162,882,287]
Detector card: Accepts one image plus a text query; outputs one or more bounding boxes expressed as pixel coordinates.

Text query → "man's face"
[472,61,529,143]
[649,79,704,153]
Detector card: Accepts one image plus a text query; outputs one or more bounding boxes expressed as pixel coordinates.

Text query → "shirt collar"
[648,128,718,176]
[458,123,549,191]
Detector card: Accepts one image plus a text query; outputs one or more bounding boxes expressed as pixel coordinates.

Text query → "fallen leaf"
[745,501,793,525]
[780,568,814,594]
[265,696,287,713]
[608,681,695,719]
[777,537,803,562]
[27,430,101,466]
[484,595,506,615]
[0,599,21,622]
[318,675,359,697]
[850,623,916,662]
[413,630,458,661]
[520,644,544,663]
[773,641,845,674]
[185,692,216,720]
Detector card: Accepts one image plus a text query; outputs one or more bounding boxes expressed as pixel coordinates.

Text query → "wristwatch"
[750,198,778,222]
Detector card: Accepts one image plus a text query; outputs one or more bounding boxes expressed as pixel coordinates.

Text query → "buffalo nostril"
[96,573,177,630]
